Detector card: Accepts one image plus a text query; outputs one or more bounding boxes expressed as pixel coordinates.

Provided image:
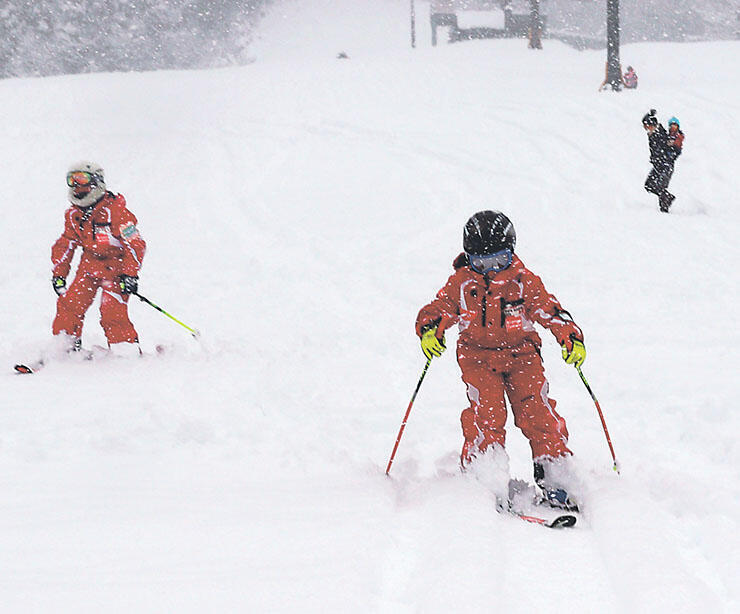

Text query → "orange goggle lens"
[67,171,93,187]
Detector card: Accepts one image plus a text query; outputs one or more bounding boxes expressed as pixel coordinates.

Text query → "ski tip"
[547,515,577,529]
[14,364,35,374]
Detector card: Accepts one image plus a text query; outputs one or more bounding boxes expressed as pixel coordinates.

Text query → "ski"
[13,344,166,374]
[495,496,577,529]
[497,478,578,528]
[495,497,577,529]
[510,509,576,529]
[14,361,44,374]
[13,346,100,374]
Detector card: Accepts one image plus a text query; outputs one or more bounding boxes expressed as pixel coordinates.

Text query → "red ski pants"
[53,260,138,344]
[457,343,571,464]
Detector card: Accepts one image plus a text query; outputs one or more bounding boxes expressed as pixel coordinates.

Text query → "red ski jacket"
[667,129,684,155]
[416,253,583,351]
[51,192,146,278]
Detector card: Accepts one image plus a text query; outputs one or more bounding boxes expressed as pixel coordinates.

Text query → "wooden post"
[606,0,622,90]
[528,0,542,49]
[410,0,416,48]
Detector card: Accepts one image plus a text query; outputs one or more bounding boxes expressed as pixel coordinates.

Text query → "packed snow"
[1,0,738,611]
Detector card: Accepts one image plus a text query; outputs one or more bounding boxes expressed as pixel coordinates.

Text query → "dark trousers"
[645,164,675,210]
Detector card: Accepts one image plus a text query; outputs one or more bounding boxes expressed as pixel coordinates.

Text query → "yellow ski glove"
[562,337,586,368]
[420,327,446,360]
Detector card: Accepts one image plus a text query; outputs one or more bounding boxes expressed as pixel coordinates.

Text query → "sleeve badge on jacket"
[120,222,140,239]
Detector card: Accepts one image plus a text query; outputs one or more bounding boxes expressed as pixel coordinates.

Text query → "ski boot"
[659,192,675,213]
[537,486,580,512]
[533,461,580,512]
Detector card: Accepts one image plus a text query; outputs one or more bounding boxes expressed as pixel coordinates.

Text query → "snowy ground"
[1,1,738,611]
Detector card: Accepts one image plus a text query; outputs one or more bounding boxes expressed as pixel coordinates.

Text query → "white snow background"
[1,0,739,611]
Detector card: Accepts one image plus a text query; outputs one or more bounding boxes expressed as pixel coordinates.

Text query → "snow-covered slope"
[1,1,738,611]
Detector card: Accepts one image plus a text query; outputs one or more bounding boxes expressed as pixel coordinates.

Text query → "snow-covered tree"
[0,0,271,79]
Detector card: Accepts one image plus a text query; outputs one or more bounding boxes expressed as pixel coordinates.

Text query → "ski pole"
[133,292,200,339]
[386,357,432,476]
[576,365,620,474]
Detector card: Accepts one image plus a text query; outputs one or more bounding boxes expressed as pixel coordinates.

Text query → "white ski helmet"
[67,160,106,208]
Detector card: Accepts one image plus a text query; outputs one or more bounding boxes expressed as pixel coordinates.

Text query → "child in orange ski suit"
[51,162,146,350]
[415,212,585,476]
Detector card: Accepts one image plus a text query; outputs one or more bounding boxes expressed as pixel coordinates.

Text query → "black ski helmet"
[463,210,516,255]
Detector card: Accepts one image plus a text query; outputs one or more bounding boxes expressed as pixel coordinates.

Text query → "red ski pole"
[576,365,620,474]
[385,357,432,476]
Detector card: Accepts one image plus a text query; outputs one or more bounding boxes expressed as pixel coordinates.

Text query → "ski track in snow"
[379,474,621,612]
[1,1,738,611]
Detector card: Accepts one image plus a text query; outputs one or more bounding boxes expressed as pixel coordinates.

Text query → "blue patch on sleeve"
[121,223,139,239]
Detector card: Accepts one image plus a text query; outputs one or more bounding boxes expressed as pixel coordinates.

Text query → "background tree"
[0,0,271,79]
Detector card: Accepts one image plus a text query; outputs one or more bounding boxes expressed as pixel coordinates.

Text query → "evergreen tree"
[0,0,270,79]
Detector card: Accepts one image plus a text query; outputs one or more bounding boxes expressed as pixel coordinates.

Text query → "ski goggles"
[66,171,95,187]
[468,248,512,274]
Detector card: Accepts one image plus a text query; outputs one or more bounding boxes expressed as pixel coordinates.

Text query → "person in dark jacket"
[642,110,683,212]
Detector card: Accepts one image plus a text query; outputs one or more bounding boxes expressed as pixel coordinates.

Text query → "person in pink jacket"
[623,66,638,89]
[51,161,146,354]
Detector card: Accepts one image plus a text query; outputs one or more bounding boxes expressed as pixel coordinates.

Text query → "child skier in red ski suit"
[416,211,585,508]
[51,161,146,352]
